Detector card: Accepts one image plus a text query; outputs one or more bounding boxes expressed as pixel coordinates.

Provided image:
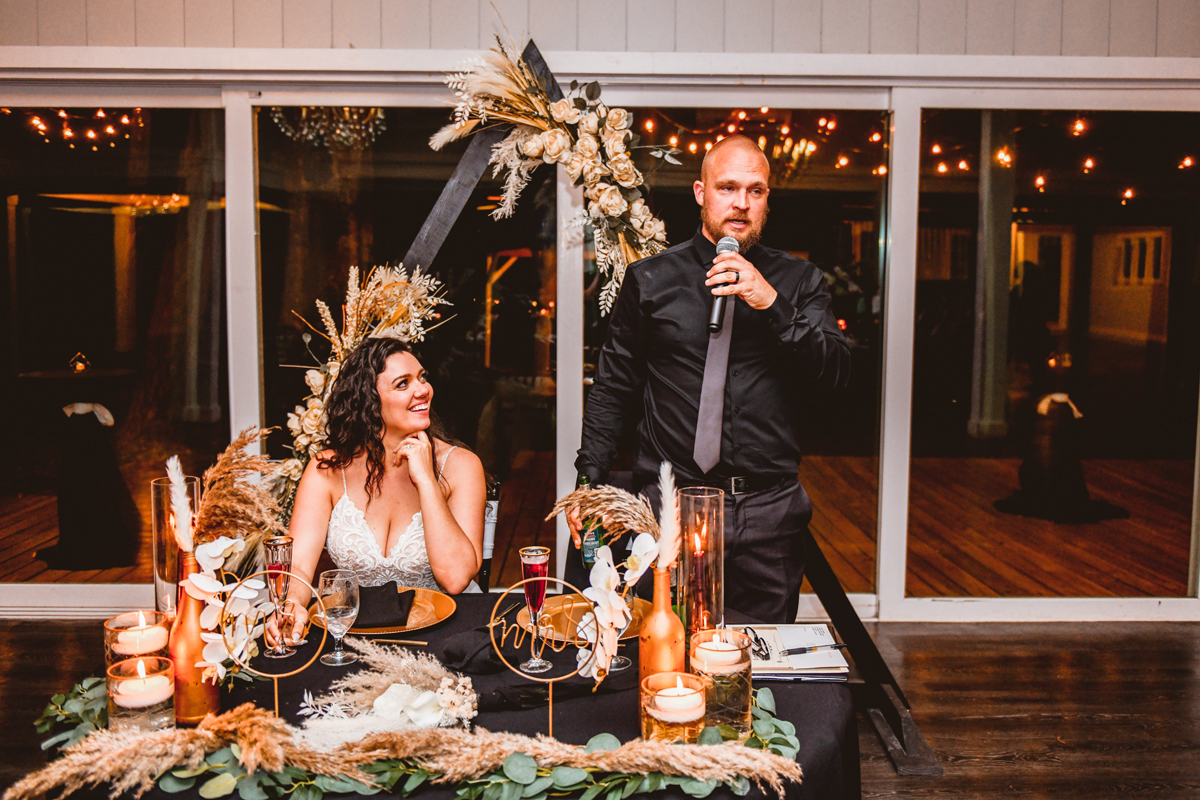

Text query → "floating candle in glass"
[107,657,175,732]
[690,629,752,736]
[641,672,707,743]
[104,610,170,665]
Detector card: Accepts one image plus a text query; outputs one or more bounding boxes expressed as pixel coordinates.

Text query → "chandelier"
[269,106,386,151]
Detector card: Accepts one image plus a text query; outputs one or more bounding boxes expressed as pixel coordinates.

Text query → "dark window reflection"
[908,109,1200,598]
[1,107,230,582]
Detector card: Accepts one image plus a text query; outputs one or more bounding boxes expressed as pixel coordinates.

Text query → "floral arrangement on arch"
[547,462,681,683]
[166,428,289,687]
[275,264,450,522]
[432,39,680,314]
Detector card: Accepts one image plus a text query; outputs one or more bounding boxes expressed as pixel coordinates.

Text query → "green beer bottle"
[577,473,605,569]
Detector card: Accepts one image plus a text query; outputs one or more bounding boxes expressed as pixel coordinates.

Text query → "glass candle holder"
[104,610,170,666]
[640,671,708,744]
[107,656,175,733]
[679,487,724,638]
[150,475,199,620]
[690,629,753,736]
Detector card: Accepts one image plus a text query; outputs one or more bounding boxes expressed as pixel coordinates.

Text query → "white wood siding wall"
[1,0,1197,54]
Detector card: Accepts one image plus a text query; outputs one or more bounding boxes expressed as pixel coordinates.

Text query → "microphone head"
[716,236,740,254]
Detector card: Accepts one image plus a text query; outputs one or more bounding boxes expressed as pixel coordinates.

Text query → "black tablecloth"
[85,595,854,800]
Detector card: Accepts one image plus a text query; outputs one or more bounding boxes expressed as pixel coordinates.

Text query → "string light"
[644,120,654,132]
[63,127,74,138]
[689,142,698,153]
[760,107,769,113]
[780,125,789,135]
[937,162,948,173]
[669,135,678,146]
[737,111,746,120]
[995,147,1013,167]
[58,110,68,118]
[837,156,849,168]
[95,109,105,118]
[870,132,882,143]
[704,141,713,151]
[1072,118,1086,136]
[874,165,888,175]
[727,124,737,133]
[826,120,836,131]
[1084,157,1094,172]
[1181,156,1194,169]
[86,130,96,139]
[818,118,827,127]
[931,144,942,154]
[1035,175,1045,192]
[958,160,968,170]
[120,115,130,124]
[716,134,724,142]
[757,135,767,150]
[105,125,115,134]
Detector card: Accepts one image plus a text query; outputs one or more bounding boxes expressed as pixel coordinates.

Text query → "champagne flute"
[263,536,296,659]
[317,569,360,666]
[519,546,552,674]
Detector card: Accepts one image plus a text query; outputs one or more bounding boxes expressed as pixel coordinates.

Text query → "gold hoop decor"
[218,570,328,715]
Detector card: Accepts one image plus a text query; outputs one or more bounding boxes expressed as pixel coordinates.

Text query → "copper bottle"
[169,551,220,724]
[639,567,685,683]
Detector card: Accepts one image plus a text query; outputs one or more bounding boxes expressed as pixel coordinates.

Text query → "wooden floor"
[1,452,1192,598]
[3,619,1198,798]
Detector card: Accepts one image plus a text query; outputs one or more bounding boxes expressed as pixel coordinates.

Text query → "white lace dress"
[324,447,459,591]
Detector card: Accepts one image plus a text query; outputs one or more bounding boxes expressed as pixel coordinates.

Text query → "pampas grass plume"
[166,455,193,552]
[655,461,679,569]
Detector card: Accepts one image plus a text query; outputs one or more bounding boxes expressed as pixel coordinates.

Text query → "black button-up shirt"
[576,228,851,487]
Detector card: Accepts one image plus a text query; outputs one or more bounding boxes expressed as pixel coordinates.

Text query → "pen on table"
[783,643,848,656]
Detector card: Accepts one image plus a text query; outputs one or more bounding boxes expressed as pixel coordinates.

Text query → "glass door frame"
[880,86,1200,622]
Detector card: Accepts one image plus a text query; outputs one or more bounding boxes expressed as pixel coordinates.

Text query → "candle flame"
[137,610,146,627]
[712,633,720,644]
[693,532,702,551]
[136,660,147,679]
[676,676,684,691]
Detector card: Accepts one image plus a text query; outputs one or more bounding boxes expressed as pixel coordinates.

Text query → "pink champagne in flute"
[518,546,552,674]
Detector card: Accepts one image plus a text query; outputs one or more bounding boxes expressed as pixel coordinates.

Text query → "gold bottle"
[639,567,685,683]
[169,551,220,724]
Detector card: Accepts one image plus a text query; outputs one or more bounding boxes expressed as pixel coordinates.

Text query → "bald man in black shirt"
[571,136,851,623]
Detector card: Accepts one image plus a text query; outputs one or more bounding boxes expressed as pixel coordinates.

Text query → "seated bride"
[271,337,486,644]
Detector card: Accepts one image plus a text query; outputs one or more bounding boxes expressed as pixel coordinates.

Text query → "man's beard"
[701,204,768,250]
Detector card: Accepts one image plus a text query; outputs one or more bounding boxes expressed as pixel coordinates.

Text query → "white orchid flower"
[583,585,631,631]
[623,533,659,585]
[588,545,619,593]
[195,536,245,573]
[404,690,445,728]
[576,611,597,645]
[576,647,599,679]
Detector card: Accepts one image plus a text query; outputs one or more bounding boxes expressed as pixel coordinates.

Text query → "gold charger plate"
[309,586,456,636]
[516,593,650,642]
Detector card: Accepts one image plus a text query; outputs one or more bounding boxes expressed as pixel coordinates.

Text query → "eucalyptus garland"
[22,688,801,800]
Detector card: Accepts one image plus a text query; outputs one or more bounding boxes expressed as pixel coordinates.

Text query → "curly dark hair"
[318,337,446,502]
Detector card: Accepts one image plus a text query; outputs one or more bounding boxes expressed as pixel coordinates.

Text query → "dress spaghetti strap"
[340,468,348,494]
[437,446,458,481]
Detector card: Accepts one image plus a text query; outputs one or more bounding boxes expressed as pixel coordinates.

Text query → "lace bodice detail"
[325,495,443,590]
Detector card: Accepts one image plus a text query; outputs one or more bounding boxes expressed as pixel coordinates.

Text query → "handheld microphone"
[707,236,741,333]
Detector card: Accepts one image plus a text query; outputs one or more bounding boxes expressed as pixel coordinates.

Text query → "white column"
[555,164,584,581]
[222,90,265,447]
[968,109,1015,439]
[875,90,922,620]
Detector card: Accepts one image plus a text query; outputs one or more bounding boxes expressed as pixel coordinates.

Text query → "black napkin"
[355,582,415,628]
[441,626,505,674]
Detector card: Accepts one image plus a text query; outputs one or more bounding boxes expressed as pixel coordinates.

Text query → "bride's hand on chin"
[392,430,436,486]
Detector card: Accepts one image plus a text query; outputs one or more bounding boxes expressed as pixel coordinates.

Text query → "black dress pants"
[564,477,812,625]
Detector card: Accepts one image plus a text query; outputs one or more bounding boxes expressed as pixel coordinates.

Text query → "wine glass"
[609,614,633,672]
[519,546,552,674]
[263,537,296,659]
[317,569,360,666]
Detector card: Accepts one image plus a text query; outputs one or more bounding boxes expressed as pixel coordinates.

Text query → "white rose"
[541,129,572,164]
[566,151,587,182]
[582,161,609,187]
[574,134,600,160]
[579,112,601,136]
[326,362,339,379]
[549,98,582,125]
[629,198,651,221]
[596,184,628,217]
[645,217,667,242]
[584,180,609,203]
[602,128,628,158]
[605,107,631,131]
[280,458,303,481]
[301,404,324,436]
[286,406,304,437]
[607,153,642,188]
[304,369,325,396]
[521,135,544,159]
[295,433,311,452]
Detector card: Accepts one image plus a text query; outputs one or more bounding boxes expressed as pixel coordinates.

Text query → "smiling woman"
[268,337,487,645]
